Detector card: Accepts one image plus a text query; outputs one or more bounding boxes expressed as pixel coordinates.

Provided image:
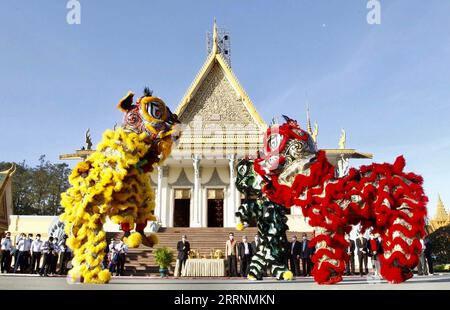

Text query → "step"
[105,228,310,276]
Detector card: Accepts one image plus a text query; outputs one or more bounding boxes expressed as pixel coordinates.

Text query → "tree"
[0,156,71,215]
[428,224,450,265]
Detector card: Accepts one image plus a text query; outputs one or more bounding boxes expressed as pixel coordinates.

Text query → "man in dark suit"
[238,236,253,277]
[288,236,301,276]
[345,234,356,275]
[356,233,368,276]
[424,237,433,275]
[176,235,190,276]
[300,233,311,276]
[250,234,261,256]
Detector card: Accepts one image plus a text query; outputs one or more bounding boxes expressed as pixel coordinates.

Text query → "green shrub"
[434,264,450,272]
[154,247,174,269]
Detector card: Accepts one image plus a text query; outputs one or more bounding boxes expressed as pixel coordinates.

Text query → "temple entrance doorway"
[207,189,224,227]
[173,189,191,227]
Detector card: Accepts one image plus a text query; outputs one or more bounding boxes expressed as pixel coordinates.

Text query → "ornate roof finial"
[0,163,16,176]
[306,102,313,135]
[305,100,318,143]
[85,128,93,150]
[212,18,218,54]
[338,128,346,149]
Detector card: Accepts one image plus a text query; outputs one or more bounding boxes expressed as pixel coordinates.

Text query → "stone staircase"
[107,228,308,276]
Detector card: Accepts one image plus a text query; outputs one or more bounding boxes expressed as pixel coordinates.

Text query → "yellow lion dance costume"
[60,88,180,284]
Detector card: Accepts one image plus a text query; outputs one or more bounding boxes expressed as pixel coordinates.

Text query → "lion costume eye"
[148,102,162,119]
[238,165,247,176]
[268,134,282,151]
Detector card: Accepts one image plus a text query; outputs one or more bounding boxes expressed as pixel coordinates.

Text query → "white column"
[155,166,164,223]
[191,154,202,227]
[227,154,237,227]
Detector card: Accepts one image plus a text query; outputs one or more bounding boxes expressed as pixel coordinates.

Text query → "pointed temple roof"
[175,20,266,129]
[434,194,449,221]
[0,164,15,196]
[428,194,450,232]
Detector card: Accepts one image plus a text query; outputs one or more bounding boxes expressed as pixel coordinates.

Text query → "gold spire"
[434,194,449,222]
[305,102,318,143]
[428,194,450,232]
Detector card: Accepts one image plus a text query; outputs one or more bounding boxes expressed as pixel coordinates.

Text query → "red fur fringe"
[257,149,428,284]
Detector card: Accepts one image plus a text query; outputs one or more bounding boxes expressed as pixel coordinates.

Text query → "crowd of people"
[1,231,72,276]
[287,233,315,277]
[345,232,434,277]
[177,231,435,279]
[223,232,316,278]
[0,232,130,277]
[2,229,435,279]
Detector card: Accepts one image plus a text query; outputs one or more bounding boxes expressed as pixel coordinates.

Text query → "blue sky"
[0,0,449,217]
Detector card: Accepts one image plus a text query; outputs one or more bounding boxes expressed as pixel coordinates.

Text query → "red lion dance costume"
[254,116,428,284]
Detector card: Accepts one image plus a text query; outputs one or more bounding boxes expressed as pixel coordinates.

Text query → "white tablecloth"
[175,259,225,277]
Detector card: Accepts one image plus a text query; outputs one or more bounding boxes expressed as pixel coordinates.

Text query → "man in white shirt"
[114,240,128,276]
[13,233,24,271]
[31,234,43,274]
[13,233,27,273]
[1,231,13,273]
[39,236,54,277]
[24,234,33,272]
[417,239,429,276]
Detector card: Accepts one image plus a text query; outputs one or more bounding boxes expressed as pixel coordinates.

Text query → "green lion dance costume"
[60,88,180,284]
[235,158,293,281]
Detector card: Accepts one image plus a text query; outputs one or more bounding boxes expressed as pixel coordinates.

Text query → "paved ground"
[0,273,449,290]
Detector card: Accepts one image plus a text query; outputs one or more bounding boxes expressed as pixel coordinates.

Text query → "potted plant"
[154,247,174,277]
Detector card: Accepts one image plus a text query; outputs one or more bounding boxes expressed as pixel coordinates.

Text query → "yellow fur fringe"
[61,127,158,284]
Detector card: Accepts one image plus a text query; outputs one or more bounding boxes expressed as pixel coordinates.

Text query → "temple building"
[149,21,265,229]
[148,22,371,230]
[0,165,15,234]
[428,194,450,232]
[58,21,372,232]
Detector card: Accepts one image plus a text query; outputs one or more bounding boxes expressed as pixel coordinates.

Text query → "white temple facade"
[149,21,267,229]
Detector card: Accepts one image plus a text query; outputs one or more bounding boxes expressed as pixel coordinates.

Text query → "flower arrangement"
[188,249,199,259]
[214,249,224,259]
